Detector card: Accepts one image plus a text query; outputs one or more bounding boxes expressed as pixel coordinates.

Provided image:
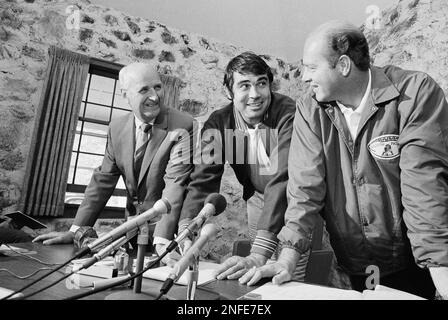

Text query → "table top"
[0,242,259,300]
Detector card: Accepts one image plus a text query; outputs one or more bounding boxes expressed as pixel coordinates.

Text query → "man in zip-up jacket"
[240,21,448,300]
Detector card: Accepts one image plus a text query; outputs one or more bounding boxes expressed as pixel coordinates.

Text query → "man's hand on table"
[214,253,268,281]
[238,247,300,286]
[32,231,74,245]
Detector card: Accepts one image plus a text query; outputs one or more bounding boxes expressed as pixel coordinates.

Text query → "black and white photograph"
[0,0,447,310]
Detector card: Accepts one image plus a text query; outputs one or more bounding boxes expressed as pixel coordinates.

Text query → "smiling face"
[302,38,342,103]
[121,64,163,123]
[231,72,271,126]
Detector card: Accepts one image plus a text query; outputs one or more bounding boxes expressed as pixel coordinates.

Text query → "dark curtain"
[160,74,182,109]
[20,46,89,217]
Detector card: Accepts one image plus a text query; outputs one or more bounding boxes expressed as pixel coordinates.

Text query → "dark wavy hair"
[223,51,273,93]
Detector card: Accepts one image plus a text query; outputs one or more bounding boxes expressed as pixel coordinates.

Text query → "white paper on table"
[0,244,36,256]
[247,282,363,300]
[362,285,426,300]
[142,261,220,286]
[245,282,426,300]
[0,287,24,299]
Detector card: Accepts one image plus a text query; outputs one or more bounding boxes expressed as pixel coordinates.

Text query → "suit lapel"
[138,108,169,187]
[118,114,137,188]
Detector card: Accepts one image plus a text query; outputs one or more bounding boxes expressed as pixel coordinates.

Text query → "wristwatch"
[73,226,98,249]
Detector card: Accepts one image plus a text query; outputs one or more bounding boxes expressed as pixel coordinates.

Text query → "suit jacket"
[179,92,296,258]
[73,107,194,240]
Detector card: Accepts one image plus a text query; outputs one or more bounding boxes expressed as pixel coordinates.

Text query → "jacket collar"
[318,66,400,108]
[153,106,169,130]
[369,66,400,104]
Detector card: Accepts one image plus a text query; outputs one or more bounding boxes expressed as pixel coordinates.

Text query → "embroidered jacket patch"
[368,134,400,160]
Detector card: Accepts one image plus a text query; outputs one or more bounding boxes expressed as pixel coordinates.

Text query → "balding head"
[304,20,370,71]
[118,62,163,123]
[119,62,161,91]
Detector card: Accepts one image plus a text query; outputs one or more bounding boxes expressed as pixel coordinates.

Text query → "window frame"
[64,58,126,217]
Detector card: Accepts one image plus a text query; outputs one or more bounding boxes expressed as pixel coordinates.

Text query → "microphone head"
[204,193,227,216]
[199,223,219,239]
[154,198,171,214]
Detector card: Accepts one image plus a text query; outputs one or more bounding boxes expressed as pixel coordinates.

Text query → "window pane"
[87,74,115,105]
[74,153,104,185]
[80,122,108,154]
[76,120,83,132]
[79,101,86,117]
[113,93,130,110]
[73,133,80,152]
[111,108,131,121]
[84,103,111,122]
[106,196,126,208]
[65,192,126,208]
[73,121,83,151]
[83,122,108,136]
[67,153,77,184]
[65,192,85,205]
[82,76,90,101]
[80,134,107,154]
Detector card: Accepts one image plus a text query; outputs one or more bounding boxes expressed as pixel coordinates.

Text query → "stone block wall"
[364,0,448,94]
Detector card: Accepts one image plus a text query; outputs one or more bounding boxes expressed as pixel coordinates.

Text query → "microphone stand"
[186,233,199,300]
[65,247,169,300]
[186,256,199,300]
[134,221,149,293]
[105,221,153,300]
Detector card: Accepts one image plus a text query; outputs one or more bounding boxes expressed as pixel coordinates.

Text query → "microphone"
[165,193,226,252]
[160,223,218,295]
[86,198,171,253]
[72,229,138,272]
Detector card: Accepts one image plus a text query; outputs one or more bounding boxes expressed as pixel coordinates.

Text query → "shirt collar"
[337,68,372,114]
[134,115,155,130]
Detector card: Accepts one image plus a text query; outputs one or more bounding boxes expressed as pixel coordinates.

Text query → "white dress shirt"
[336,69,372,141]
[134,116,154,141]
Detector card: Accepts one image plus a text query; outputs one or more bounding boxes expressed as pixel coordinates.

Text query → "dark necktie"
[134,123,152,179]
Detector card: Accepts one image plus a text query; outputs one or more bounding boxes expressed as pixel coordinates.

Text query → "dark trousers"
[350,262,436,299]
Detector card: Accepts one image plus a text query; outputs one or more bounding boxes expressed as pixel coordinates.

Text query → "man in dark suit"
[179,52,309,282]
[34,63,194,265]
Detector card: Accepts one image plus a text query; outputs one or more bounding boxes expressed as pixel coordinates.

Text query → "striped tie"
[134,123,152,179]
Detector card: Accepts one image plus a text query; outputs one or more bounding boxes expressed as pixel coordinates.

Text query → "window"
[65,59,128,212]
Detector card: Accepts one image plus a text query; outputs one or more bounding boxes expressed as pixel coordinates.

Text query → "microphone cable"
[1,245,91,300]
[3,200,171,300]
[156,272,179,300]
[154,291,165,300]
[18,231,138,300]
[64,247,170,300]
[155,283,220,301]
[19,268,79,300]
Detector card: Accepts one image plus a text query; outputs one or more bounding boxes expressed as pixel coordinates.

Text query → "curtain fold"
[160,74,182,109]
[20,46,89,217]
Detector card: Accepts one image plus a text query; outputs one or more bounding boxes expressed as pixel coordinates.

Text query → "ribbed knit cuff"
[250,230,278,258]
